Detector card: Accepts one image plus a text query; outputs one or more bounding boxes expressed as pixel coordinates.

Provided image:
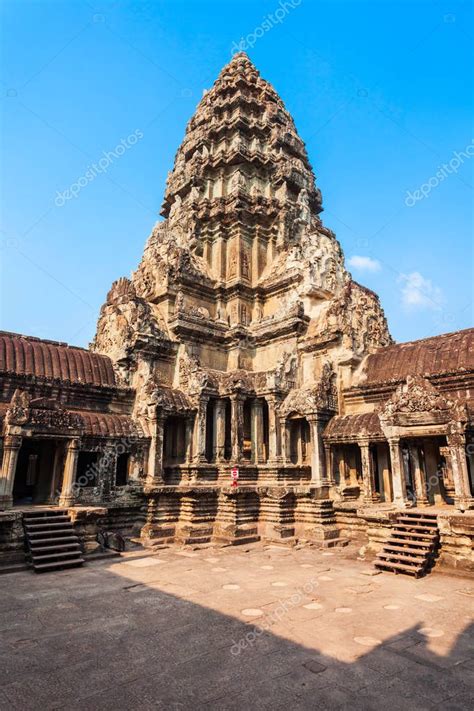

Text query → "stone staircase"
[23,509,84,573]
[375,511,439,578]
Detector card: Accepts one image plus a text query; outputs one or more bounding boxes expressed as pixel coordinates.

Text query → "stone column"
[447,432,474,510]
[388,437,409,506]
[230,395,244,462]
[266,396,281,462]
[358,441,379,504]
[324,443,335,485]
[0,435,22,509]
[59,438,80,507]
[251,399,265,464]
[309,417,327,486]
[147,414,165,485]
[408,442,429,506]
[194,397,209,463]
[252,234,260,283]
[377,443,392,502]
[213,400,226,463]
[279,416,289,464]
[98,444,116,501]
[185,416,194,464]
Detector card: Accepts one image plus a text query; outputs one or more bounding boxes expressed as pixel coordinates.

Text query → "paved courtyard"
[0,543,473,710]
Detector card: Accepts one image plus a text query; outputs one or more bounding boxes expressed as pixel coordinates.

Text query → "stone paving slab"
[0,543,472,710]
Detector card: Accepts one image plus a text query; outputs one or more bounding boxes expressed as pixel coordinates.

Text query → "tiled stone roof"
[0,331,116,387]
[78,411,145,438]
[324,412,383,441]
[360,328,474,385]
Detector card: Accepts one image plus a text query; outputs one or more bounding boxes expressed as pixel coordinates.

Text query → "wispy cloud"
[398,271,443,310]
[348,255,381,272]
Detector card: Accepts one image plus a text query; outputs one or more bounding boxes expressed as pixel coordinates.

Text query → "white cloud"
[398,271,443,310]
[348,255,381,272]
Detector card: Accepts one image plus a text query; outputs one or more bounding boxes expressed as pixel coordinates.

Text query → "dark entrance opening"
[13,439,61,506]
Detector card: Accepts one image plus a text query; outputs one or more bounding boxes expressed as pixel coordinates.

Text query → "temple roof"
[324,412,384,441]
[358,328,474,386]
[0,331,117,388]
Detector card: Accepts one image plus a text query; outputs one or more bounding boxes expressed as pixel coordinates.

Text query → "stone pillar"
[324,443,335,485]
[213,400,226,463]
[0,435,22,509]
[59,438,80,507]
[230,395,244,462]
[194,397,209,463]
[447,432,474,510]
[251,399,265,464]
[408,442,429,506]
[185,416,194,464]
[252,234,260,283]
[337,447,348,487]
[309,417,327,486]
[439,445,455,499]
[266,396,281,463]
[377,443,392,502]
[147,414,165,485]
[388,437,409,506]
[214,238,225,280]
[98,444,116,501]
[358,441,379,504]
[279,417,289,464]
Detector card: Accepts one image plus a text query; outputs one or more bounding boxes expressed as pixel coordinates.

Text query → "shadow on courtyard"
[0,556,473,711]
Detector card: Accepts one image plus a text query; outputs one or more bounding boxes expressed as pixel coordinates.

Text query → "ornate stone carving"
[5,389,31,425]
[380,376,452,417]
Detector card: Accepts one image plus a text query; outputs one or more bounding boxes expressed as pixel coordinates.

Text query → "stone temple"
[0,53,473,574]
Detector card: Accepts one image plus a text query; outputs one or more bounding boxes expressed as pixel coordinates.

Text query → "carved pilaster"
[59,438,80,507]
[251,399,265,464]
[146,414,165,487]
[213,399,226,463]
[324,443,335,486]
[447,431,474,510]
[0,435,22,509]
[408,443,428,506]
[388,437,409,507]
[230,395,244,462]
[194,396,209,463]
[358,441,379,504]
[266,396,281,463]
[309,417,327,486]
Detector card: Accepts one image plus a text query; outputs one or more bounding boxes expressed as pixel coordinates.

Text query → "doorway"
[13,439,62,506]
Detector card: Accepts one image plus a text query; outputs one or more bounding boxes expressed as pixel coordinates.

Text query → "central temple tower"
[92,53,392,545]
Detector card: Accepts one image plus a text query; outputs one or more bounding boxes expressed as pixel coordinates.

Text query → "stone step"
[374,560,424,576]
[382,544,429,557]
[393,523,438,533]
[33,559,85,572]
[23,509,68,517]
[29,535,80,546]
[387,534,435,548]
[398,516,438,526]
[377,551,427,564]
[32,550,83,562]
[390,530,437,541]
[30,542,81,553]
[23,515,71,524]
[25,521,74,531]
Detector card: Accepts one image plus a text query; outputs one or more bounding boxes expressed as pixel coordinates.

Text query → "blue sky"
[1,0,472,348]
